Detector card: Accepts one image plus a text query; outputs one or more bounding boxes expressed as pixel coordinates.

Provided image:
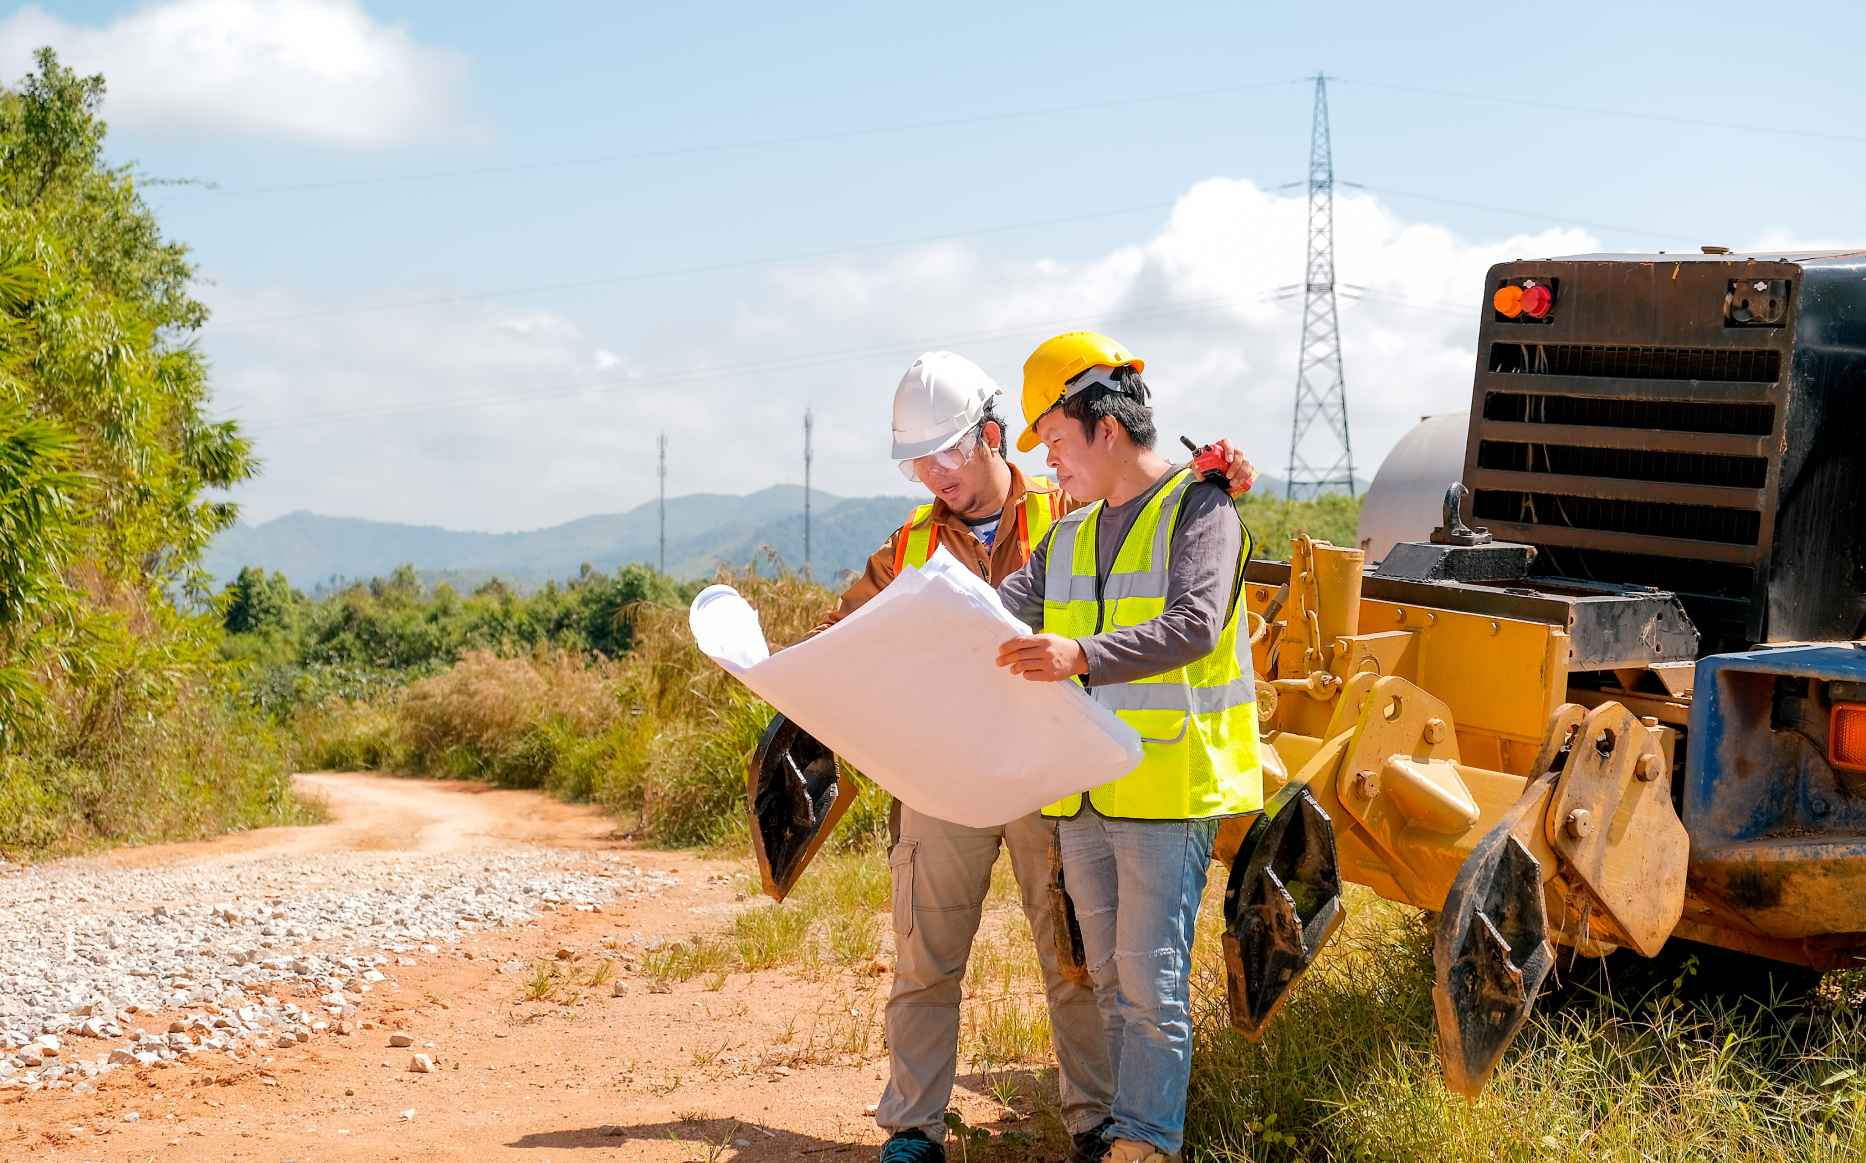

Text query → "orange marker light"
[1831,704,1866,772]
[1493,285,1524,318]
[1521,283,1555,318]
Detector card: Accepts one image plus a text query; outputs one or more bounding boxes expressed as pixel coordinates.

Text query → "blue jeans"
[1057,813,1220,1156]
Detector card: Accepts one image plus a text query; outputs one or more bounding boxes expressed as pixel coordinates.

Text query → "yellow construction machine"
[1223,250,1866,1094]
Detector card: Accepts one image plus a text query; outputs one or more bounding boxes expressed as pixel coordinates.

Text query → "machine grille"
[1486,343,1781,383]
[1469,341,1788,654]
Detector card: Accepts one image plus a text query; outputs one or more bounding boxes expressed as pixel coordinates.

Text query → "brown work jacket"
[813,464,1085,634]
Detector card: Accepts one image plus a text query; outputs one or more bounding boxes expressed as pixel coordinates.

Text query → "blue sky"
[7,1,1862,530]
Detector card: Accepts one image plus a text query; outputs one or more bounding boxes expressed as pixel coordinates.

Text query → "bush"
[395,649,621,785]
[0,690,316,857]
[1238,492,1363,560]
[636,695,773,848]
[272,560,885,852]
[293,698,405,772]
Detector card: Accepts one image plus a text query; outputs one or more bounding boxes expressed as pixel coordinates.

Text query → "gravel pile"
[0,849,678,1092]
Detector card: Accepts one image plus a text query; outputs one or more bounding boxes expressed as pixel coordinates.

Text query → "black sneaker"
[880,1129,946,1163]
[1070,1118,1115,1163]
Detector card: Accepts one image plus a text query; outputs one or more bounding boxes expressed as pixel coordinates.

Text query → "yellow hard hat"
[1016,331,1144,453]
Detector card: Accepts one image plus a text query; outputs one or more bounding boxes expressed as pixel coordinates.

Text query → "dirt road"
[1,774,1034,1162]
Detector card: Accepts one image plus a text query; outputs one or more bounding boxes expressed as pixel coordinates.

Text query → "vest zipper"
[1085,509,1111,691]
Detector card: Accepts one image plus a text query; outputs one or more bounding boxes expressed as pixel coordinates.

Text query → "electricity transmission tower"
[802,408,814,577]
[657,432,667,575]
[1284,73,1356,500]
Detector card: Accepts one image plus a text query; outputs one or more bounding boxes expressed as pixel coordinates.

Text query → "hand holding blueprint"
[689,546,1142,828]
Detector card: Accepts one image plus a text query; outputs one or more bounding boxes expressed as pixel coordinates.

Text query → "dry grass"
[959,872,1055,1073]
[403,649,619,749]
[290,564,892,851]
[1,686,320,857]
[641,852,895,990]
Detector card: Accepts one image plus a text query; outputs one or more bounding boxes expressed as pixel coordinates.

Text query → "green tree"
[0,401,81,740]
[579,564,680,657]
[0,47,275,804]
[222,567,302,636]
[1,49,252,615]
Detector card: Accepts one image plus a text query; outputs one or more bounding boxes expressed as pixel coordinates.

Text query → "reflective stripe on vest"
[1040,468,1262,821]
[892,479,1060,575]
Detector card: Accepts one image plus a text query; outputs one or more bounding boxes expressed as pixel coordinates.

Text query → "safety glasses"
[1062,364,1126,401]
[1033,364,1129,432]
[897,433,981,481]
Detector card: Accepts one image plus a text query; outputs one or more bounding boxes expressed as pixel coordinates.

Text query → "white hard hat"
[890,351,1003,461]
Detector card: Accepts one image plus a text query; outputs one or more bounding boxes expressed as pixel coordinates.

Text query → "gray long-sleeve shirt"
[996,467,1246,686]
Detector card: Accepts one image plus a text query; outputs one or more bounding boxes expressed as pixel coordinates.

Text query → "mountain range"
[203,485,915,591]
[203,471,1362,593]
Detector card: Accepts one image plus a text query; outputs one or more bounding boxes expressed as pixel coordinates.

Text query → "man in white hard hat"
[814,352,1254,1163]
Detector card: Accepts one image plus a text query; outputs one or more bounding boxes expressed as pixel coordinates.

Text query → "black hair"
[1058,366,1156,449]
[976,398,1008,457]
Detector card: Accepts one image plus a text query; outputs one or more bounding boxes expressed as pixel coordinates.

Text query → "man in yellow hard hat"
[993,332,1263,1163]
[810,352,1254,1163]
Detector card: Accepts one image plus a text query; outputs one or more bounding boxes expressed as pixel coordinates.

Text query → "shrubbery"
[0,51,314,856]
[267,561,891,852]
[1237,491,1363,559]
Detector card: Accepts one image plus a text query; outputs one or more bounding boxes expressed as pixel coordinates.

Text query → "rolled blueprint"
[690,546,1142,828]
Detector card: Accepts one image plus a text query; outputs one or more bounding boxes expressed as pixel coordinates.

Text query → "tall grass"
[1183,889,1866,1162]
[290,564,890,850]
[641,852,893,986]
[0,689,317,856]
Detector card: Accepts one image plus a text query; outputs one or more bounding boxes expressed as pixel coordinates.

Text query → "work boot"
[879,1129,945,1163]
[1100,1138,1170,1163]
[1070,1118,1114,1163]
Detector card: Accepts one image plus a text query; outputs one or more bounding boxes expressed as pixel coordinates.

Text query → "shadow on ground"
[511,1118,854,1156]
[512,1068,1068,1159]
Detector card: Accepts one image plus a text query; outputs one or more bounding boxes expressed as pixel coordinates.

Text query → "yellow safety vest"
[1040,468,1262,821]
[892,477,1062,574]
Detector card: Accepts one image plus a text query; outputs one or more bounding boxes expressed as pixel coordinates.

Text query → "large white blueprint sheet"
[689,547,1142,828]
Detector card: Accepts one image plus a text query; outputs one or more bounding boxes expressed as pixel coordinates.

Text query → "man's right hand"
[996,634,1088,682]
[1210,439,1256,496]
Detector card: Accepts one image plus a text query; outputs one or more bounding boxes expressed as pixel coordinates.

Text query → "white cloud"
[204,179,1599,531]
[744,178,1594,494]
[0,0,469,147]
[207,292,652,530]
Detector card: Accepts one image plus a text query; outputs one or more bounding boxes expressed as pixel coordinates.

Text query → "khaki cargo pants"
[875,803,1113,1145]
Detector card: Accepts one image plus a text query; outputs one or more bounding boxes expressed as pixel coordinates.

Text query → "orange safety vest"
[891,478,1061,576]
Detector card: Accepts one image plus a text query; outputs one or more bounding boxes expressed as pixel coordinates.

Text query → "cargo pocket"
[889,839,918,939]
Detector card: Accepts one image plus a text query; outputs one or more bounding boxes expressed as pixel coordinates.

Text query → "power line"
[187,78,1311,199]
[205,176,1693,335]
[236,287,1289,433]
[1347,183,1697,243]
[230,282,1501,436]
[208,200,1179,330]
[161,75,1865,204]
[1334,77,1866,148]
